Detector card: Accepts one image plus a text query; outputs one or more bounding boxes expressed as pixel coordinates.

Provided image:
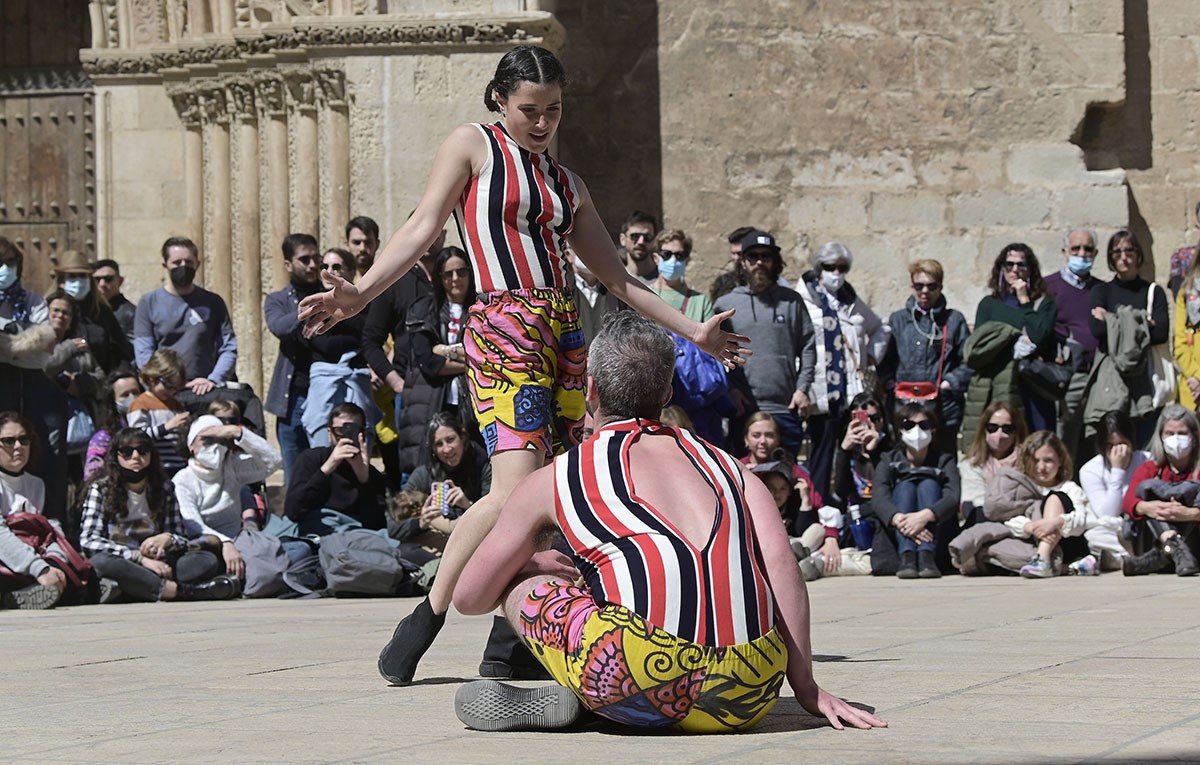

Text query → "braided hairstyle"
[483,45,567,113]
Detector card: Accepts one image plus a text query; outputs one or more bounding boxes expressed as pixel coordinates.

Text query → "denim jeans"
[276,391,309,487]
[891,477,942,555]
[90,549,221,602]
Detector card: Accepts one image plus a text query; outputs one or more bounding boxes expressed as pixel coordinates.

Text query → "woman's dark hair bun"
[483,45,566,113]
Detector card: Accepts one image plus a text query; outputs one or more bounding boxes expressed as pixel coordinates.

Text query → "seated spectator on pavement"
[0,412,69,610]
[127,349,191,476]
[1079,411,1145,570]
[402,413,491,516]
[739,411,823,510]
[91,258,137,346]
[79,428,240,603]
[173,414,281,583]
[451,311,886,733]
[1120,404,1200,577]
[285,403,388,537]
[871,402,960,579]
[134,236,237,397]
[52,250,133,374]
[958,401,1027,527]
[85,365,143,481]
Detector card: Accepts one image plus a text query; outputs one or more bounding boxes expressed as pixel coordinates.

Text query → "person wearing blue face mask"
[51,250,133,375]
[649,229,712,323]
[1044,226,1102,464]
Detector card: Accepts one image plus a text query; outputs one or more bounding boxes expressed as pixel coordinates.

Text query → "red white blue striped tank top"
[452,122,580,294]
[553,418,776,646]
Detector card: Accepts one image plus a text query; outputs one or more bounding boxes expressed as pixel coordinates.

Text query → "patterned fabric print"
[463,287,586,456]
[519,580,788,734]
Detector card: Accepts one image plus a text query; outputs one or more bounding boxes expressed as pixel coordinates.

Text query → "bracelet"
[132,551,144,564]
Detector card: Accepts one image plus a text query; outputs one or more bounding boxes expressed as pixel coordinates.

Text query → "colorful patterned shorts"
[518,580,788,734]
[463,287,587,457]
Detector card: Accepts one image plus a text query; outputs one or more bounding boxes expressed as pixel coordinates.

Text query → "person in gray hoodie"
[715,230,816,456]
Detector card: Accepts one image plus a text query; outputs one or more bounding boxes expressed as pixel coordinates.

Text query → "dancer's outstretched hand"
[802,687,888,731]
[694,308,752,371]
[298,271,363,335]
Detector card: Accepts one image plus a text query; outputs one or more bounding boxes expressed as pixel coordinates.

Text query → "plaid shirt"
[78,481,189,559]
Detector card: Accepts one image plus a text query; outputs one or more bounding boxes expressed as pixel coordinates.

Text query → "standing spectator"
[566,241,619,345]
[971,244,1059,434]
[53,250,132,373]
[797,242,889,498]
[322,247,356,283]
[134,236,237,396]
[709,225,756,303]
[91,258,137,346]
[0,412,68,609]
[715,230,816,456]
[1088,230,1170,444]
[618,210,659,286]
[1174,251,1200,411]
[43,292,106,484]
[882,259,971,454]
[346,215,381,279]
[1168,201,1200,296]
[0,237,69,529]
[649,229,713,321]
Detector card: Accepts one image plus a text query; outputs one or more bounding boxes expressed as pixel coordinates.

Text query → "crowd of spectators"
[2,210,1199,612]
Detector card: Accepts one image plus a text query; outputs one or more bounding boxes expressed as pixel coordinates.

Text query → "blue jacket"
[263,285,307,418]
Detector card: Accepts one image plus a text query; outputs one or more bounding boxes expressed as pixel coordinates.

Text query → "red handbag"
[0,512,94,590]
[895,324,948,403]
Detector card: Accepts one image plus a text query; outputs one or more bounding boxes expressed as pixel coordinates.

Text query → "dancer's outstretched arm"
[740,466,889,731]
[298,125,483,332]
[565,178,751,366]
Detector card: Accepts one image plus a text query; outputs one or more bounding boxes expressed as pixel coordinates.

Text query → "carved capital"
[314,69,346,107]
[284,72,318,112]
[254,73,287,117]
[167,86,203,127]
[200,86,230,124]
[226,78,257,120]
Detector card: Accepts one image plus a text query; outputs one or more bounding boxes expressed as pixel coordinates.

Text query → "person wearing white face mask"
[870,402,961,579]
[50,250,132,375]
[1120,405,1200,576]
[172,414,282,582]
[798,242,889,500]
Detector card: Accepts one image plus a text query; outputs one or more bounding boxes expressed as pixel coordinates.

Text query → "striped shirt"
[453,122,579,294]
[554,418,775,646]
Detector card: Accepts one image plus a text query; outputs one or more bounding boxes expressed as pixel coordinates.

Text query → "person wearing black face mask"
[133,236,238,398]
[78,428,241,603]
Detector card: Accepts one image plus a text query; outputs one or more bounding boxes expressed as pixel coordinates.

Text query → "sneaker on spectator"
[789,539,811,562]
[1,583,61,610]
[455,680,581,732]
[1019,555,1055,578]
[98,578,123,604]
[1162,535,1199,577]
[798,553,824,582]
[1066,554,1099,576]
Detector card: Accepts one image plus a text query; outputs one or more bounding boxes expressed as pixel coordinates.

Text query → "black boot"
[1122,547,1169,576]
[479,616,551,680]
[175,575,242,601]
[378,597,446,685]
[1163,535,1199,577]
[917,550,942,579]
[897,551,918,579]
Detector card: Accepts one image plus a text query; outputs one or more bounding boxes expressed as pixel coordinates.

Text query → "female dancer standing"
[299,46,749,685]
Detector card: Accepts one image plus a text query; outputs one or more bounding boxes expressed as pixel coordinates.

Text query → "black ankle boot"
[897,551,918,579]
[917,550,942,579]
[378,597,446,685]
[1163,535,1199,576]
[1122,547,1168,576]
[175,575,242,601]
[479,615,551,680]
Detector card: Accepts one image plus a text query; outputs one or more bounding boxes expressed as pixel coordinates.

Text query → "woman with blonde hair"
[958,400,1028,525]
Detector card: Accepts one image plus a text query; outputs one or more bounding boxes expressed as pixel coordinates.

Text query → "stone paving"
[3,574,1198,764]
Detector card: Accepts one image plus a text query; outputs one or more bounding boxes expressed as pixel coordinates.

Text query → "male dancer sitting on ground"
[451,312,887,733]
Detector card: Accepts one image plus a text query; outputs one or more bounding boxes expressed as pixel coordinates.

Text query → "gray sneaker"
[798,553,824,582]
[98,578,123,604]
[455,680,581,732]
[2,583,62,610]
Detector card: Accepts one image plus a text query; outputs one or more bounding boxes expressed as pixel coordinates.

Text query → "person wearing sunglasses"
[871,402,961,579]
[78,428,240,602]
[1087,230,1171,445]
[0,411,68,609]
[618,210,659,285]
[958,401,1028,527]
[84,365,143,482]
[881,259,971,454]
[970,243,1059,437]
[127,348,191,477]
[322,247,357,285]
[91,258,137,347]
[798,242,889,499]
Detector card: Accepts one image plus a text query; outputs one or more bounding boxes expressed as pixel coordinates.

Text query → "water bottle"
[849,505,872,551]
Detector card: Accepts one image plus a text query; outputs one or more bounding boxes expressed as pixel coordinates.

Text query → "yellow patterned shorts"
[463,287,587,457]
[518,580,788,734]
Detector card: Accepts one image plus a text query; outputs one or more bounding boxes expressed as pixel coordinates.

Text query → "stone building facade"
[0,0,1196,395]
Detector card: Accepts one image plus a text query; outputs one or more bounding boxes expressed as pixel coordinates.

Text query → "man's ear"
[585,375,599,413]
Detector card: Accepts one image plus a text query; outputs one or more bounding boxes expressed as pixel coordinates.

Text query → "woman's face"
[911,270,941,311]
[439,255,471,304]
[112,376,141,407]
[116,439,152,474]
[745,420,779,462]
[0,421,32,474]
[1105,431,1131,455]
[48,298,73,336]
[984,408,1017,458]
[433,425,465,469]
[1001,250,1029,290]
[497,81,562,153]
[1162,419,1191,440]
[761,473,792,510]
[1031,444,1062,487]
[1110,239,1140,280]
[322,251,353,284]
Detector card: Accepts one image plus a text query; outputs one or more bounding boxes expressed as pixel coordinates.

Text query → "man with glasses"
[264,233,323,482]
[92,259,137,346]
[134,236,237,397]
[715,230,816,458]
[1044,227,1102,453]
[618,210,659,286]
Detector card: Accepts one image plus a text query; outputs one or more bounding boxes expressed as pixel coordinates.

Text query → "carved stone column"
[229,78,263,393]
[257,73,289,293]
[201,85,233,304]
[169,89,205,258]
[317,70,350,244]
[286,72,320,239]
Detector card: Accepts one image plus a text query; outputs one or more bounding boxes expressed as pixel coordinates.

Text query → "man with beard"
[714,230,815,457]
[264,233,324,482]
[134,236,237,397]
[346,215,381,278]
[619,210,658,286]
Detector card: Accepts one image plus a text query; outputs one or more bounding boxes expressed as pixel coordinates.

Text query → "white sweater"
[174,428,281,542]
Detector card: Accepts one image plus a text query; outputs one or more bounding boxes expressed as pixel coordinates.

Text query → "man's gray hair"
[1061,225,1099,250]
[588,311,676,420]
